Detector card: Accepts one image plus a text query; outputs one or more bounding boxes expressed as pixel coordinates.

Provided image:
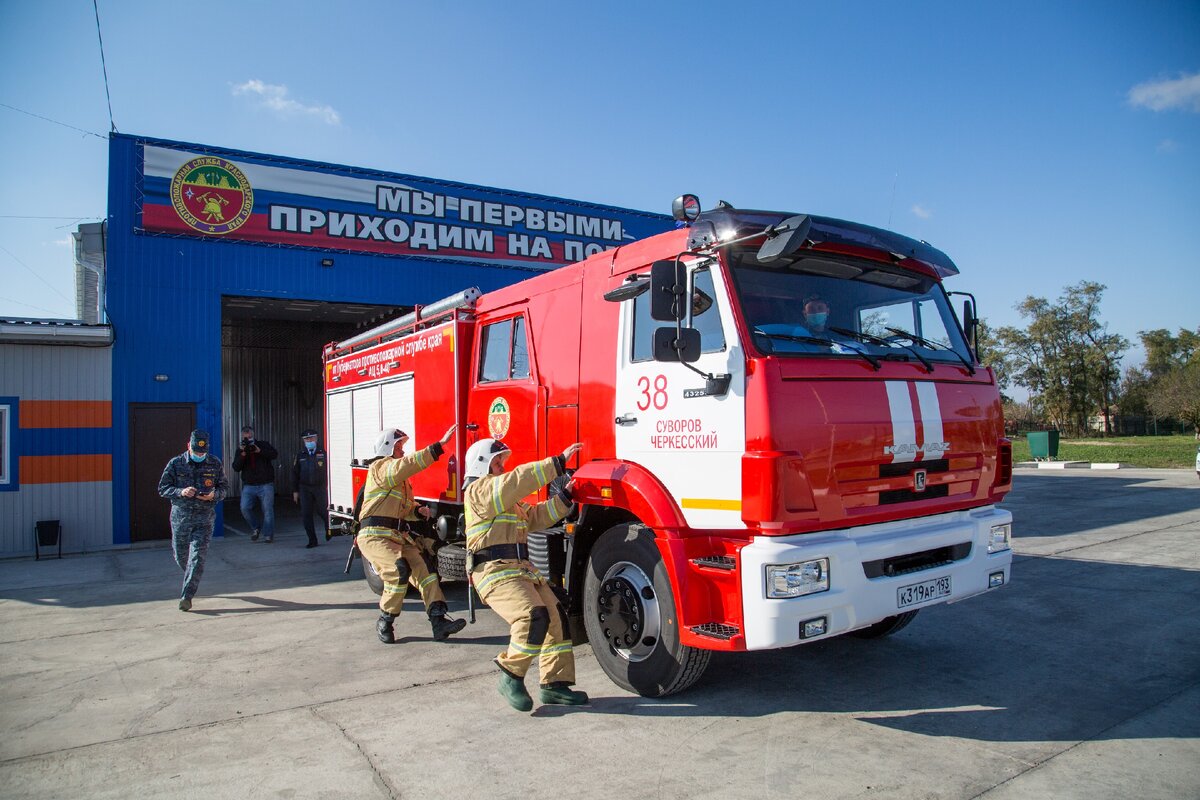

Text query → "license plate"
[897,575,951,608]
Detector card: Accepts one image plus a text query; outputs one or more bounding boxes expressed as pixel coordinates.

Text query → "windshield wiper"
[830,326,933,373]
[753,328,881,370]
[884,326,976,375]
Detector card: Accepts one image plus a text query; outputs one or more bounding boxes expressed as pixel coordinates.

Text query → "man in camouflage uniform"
[464,438,587,711]
[158,429,229,611]
[357,424,466,643]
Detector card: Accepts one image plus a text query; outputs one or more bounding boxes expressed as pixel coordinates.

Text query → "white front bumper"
[740,506,1013,650]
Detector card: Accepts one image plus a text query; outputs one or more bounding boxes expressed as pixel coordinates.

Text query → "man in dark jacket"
[158,429,229,611]
[292,428,328,548]
[232,425,278,542]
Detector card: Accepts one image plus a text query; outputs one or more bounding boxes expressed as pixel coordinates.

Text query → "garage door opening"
[221,296,407,510]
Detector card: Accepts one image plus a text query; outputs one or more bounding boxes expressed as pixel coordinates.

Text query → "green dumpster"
[1027,430,1060,460]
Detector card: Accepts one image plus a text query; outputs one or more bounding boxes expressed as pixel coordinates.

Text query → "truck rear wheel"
[850,610,919,639]
[583,522,710,697]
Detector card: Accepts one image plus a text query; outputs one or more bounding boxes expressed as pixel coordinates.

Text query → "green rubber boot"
[539,682,589,706]
[497,667,533,712]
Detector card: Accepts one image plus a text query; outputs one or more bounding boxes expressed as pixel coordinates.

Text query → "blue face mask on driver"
[806,312,828,327]
[305,441,316,454]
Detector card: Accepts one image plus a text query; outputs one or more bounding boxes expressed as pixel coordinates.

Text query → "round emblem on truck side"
[488,397,510,440]
[170,157,253,235]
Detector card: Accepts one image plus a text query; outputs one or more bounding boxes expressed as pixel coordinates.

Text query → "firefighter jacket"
[158,453,229,518]
[465,456,569,595]
[358,443,443,543]
[232,440,278,486]
[292,448,327,488]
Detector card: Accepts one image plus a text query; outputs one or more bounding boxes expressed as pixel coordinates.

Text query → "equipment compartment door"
[613,261,746,530]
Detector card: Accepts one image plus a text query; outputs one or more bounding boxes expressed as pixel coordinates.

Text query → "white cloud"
[1157,139,1178,153]
[232,79,342,125]
[910,204,931,219]
[1127,72,1200,113]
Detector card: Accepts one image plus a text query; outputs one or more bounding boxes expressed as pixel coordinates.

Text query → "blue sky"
[1,1,1197,371]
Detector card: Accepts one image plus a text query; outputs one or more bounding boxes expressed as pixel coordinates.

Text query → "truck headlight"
[988,523,1011,554]
[766,558,829,598]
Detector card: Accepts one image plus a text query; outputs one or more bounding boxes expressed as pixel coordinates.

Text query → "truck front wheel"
[850,610,919,639]
[583,523,710,697]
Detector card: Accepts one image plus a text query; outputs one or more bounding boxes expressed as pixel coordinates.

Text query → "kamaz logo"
[884,441,949,456]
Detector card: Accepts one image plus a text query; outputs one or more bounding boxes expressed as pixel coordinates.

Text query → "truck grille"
[836,456,980,510]
[862,542,972,579]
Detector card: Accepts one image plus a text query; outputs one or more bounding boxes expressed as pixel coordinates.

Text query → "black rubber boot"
[377,612,397,644]
[428,600,466,641]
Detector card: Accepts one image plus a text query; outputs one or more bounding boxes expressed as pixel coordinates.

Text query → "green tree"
[973,318,1012,398]
[995,282,1128,435]
[1148,363,1200,431]
[1138,328,1199,377]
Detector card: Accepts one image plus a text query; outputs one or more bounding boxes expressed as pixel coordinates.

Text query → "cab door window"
[479,316,530,382]
[631,268,726,362]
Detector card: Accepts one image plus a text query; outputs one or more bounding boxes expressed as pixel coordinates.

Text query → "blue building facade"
[105,133,672,546]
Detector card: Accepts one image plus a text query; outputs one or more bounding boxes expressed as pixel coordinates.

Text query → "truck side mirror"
[962,298,977,355]
[649,260,685,321]
[756,214,811,265]
[653,327,701,363]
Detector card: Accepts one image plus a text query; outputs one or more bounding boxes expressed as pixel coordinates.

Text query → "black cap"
[301,428,318,438]
[190,429,210,454]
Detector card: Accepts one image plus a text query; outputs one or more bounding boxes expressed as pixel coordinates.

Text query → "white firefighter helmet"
[373,428,409,458]
[464,438,511,479]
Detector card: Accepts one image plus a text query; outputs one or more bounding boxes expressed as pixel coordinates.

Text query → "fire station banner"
[137,142,672,268]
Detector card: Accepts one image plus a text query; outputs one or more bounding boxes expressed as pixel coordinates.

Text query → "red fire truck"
[323,196,1014,697]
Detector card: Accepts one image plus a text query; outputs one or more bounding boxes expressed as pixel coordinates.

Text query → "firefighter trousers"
[477,568,574,684]
[357,533,445,616]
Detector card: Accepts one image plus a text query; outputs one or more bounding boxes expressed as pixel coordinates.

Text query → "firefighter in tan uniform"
[464,438,587,711]
[358,425,467,644]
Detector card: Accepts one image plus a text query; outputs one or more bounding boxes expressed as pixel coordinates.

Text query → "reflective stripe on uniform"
[358,528,407,544]
[475,567,525,593]
[383,581,408,595]
[418,573,439,590]
[466,512,521,549]
[541,642,573,656]
[506,640,544,657]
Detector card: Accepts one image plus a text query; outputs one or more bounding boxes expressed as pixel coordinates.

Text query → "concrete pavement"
[1,470,1198,799]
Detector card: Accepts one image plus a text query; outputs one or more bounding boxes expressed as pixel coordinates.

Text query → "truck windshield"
[724,246,973,366]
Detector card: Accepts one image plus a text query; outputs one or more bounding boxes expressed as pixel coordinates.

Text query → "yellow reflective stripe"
[475,568,524,593]
[491,479,506,515]
[382,583,407,595]
[507,641,543,656]
[415,450,432,468]
[541,642,573,655]
[680,497,742,511]
[418,573,439,589]
[533,460,547,485]
[358,528,406,543]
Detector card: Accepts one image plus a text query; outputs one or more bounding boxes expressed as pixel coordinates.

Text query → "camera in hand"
[241,438,255,450]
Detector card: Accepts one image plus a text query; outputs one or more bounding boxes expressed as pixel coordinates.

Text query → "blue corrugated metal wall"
[106,134,672,544]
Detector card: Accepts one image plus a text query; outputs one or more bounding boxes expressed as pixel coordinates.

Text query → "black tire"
[850,609,919,639]
[583,522,711,697]
[362,555,384,596]
[436,543,467,583]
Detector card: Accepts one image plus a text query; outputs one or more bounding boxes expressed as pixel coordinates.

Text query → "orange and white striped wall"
[0,344,113,557]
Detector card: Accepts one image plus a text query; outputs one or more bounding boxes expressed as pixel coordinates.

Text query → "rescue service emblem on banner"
[488,397,511,439]
[170,157,253,235]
